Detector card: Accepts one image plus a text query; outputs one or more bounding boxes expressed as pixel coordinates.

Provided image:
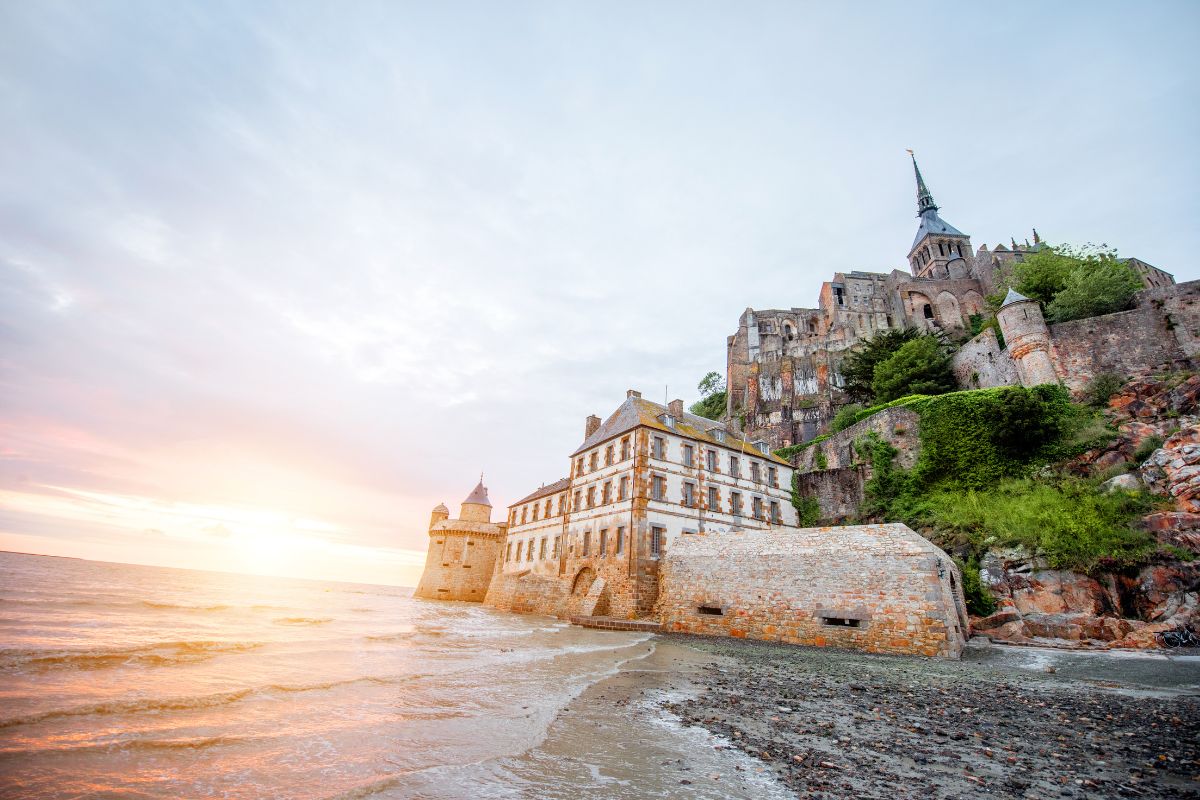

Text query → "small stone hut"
[656,523,969,658]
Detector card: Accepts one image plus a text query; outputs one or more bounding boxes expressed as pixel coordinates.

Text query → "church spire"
[909,151,938,216]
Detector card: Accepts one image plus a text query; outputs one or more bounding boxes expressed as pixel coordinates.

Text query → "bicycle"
[1155,627,1200,649]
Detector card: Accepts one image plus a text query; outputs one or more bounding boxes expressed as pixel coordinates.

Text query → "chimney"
[668,399,684,418]
[728,416,742,434]
[626,389,641,399]
[585,415,601,438]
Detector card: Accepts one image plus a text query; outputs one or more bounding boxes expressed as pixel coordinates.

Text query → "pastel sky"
[2,1,1198,587]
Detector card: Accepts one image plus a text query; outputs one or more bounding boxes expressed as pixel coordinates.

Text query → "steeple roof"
[907,152,967,251]
[462,479,491,507]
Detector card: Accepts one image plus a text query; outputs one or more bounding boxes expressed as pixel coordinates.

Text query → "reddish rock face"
[1004,569,1107,616]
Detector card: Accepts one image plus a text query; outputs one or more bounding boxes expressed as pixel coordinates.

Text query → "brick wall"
[655,524,968,658]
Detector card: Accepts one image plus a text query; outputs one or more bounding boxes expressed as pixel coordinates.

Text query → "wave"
[141,600,230,612]
[0,674,418,730]
[0,640,262,672]
[273,617,333,625]
[0,733,252,758]
[365,631,416,642]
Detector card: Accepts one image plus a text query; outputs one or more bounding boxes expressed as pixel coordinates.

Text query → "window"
[650,526,664,557]
[664,414,676,429]
[515,541,524,561]
[619,476,630,500]
[573,490,582,511]
[682,482,696,507]
[545,498,552,517]
[602,481,612,504]
[707,486,719,510]
[750,462,761,483]
[731,492,743,516]
[505,543,512,562]
[586,486,596,508]
[729,456,740,478]
[539,537,548,559]
[620,437,631,460]
[553,535,560,558]
[923,303,934,319]
[682,444,694,467]
[706,449,718,471]
[510,510,517,525]
[558,495,566,515]
[598,529,608,557]
[713,430,726,443]
[582,531,591,556]
[651,474,666,501]
[589,452,598,471]
[521,507,528,524]
[652,436,665,460]
[605,445,614,466]
[616,526,625,554]
[576,457,584,477]
[770,501,781,524]
[768,466,778,487]
[752,496,764,520]
[531,504,539,521]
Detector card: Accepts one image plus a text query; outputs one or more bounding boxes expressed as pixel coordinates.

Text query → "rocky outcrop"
[1141,424,1200,512]
[974,547,1200,649]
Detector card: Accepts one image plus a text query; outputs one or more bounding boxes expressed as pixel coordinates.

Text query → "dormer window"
[754,440,768,453]
[712,429,726,443]
[663,414,676,429]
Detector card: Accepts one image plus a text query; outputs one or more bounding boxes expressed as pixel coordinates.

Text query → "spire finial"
[1011,237,1018,250]
[907,150,938,217]
[1032,228,1041,245]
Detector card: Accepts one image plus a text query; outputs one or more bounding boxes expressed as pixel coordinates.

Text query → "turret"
[459,478,492,523]
[996,288,1058,386]
[429,502,449,530]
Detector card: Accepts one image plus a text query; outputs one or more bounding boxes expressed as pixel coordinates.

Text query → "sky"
[2,1,1198,587]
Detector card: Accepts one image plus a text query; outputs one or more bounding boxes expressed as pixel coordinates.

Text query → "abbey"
[727,156,1179,449]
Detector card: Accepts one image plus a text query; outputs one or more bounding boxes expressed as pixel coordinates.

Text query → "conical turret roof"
[432,502,449,514]
[1000,287,1032,308]
[462,479,491,507]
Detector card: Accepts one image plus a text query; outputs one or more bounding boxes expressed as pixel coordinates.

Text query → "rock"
[1101,473,1142,492]
[1006,570,1107,616]
[1092,450,1129,473]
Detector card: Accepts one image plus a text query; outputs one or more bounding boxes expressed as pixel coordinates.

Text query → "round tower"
[996,288,1058,386]
[459,479,492,523]
[429,502,449,530]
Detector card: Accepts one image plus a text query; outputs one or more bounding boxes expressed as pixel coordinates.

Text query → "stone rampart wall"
[655,524,968,658]
[952,328,1019,389]
[793,467,865,523]
[412,531,502,602]
[791,407,921,473]
[483,569,570,617]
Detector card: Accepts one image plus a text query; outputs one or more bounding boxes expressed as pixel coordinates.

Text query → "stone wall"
[655,524,969,658]
[791,407,921,473]
[951,328,1018,389]
[413,526,504,602]
[793,467,864,522]
[483,569,570,616]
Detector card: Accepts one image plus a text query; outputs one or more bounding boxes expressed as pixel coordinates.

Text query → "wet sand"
[658,636,1200,799]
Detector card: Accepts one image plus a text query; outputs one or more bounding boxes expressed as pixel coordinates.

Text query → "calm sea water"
[0,552,787,799]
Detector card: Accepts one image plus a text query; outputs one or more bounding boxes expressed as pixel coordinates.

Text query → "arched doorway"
[571,567,595,596]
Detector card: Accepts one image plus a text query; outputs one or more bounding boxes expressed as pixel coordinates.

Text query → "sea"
[0,551,789,799]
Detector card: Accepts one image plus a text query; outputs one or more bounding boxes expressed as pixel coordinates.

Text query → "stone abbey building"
[727,156,1178,449]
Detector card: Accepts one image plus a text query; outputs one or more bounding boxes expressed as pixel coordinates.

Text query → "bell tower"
[906,153,973,280]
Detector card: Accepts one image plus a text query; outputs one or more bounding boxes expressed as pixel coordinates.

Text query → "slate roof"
[508,477,571,509]
[462,480,491,507]
[1000,287,1032,307]
[911,210,967,251]
[571,395,787,465]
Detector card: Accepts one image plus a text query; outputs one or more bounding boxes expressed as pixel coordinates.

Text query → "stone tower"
[906,154,973,280]
[996,288,1059,386]
[412,479,506,602]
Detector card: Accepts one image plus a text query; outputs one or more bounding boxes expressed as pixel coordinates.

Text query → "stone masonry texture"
[655,524,969,658]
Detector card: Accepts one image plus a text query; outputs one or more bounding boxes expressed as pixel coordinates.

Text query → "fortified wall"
[952,281,1200,395]
[412,481,506,602]
[656,524,969,658]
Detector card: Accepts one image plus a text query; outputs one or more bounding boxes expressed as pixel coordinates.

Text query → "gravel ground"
[661,636,1200,799]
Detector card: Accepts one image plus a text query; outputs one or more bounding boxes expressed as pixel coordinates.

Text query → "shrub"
[1046,259,1141,323]
[1085,373,1126,408]
[791,473,821,526]
[831,404,863,433]
[954,557,997,617]
[871,336,957,403]
[1133,435,1165,464]
[840,327,923,404]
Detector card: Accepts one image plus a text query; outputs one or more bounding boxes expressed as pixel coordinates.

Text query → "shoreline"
[645,633,1200,799]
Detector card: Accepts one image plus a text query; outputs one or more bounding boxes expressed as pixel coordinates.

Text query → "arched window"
[923,304,934,319]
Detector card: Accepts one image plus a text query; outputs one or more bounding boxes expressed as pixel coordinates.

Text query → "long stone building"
[484,391,798,619]
[727,156,1177,449]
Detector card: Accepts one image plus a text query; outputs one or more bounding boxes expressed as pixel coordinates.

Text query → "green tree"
[871,336,957,402]
[831,403,863,433]
[689,371,727,420]
[1045,258,1141,323]
[839,327,922,404]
